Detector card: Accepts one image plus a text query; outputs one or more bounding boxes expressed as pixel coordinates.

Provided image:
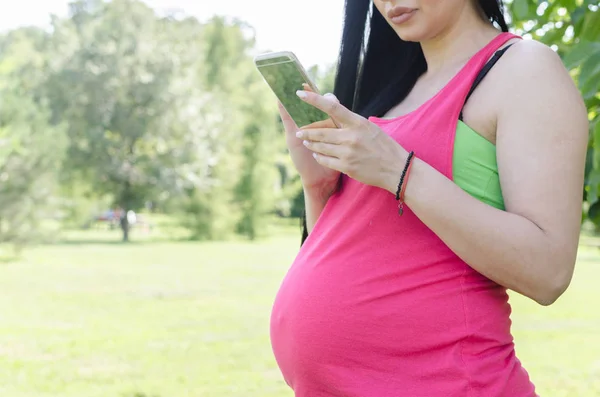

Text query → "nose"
[374,0,394,13]
[376,0,395,9]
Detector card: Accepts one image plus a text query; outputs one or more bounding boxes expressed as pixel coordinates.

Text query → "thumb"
[278,102,299,132]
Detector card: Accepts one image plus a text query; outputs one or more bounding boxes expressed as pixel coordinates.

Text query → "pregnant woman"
[271,0,588,396]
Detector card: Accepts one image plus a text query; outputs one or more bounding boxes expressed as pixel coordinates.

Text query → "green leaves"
[561,35,599,206]
[0,49,66,248]
[563,41,600,68]
[563,40,600,100]
[512,0,532,21]
[581,8,600,41]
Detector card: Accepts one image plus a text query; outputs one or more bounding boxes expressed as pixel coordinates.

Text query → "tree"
[0,28,66,252]
[0,91,66,252]
[234,79,279,240]
[182,16,280,240]
[47,0,226,241]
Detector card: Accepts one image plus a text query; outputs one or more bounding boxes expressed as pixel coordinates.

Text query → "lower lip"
[391,10,416,25]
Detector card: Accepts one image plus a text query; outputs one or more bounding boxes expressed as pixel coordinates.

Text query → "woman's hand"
[278,87,340,198]
[296,90,408,194]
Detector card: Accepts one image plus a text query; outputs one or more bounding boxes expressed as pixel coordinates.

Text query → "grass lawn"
[0,227,598,397]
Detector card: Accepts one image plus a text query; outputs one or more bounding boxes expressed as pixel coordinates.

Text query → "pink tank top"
[270,32,537,397]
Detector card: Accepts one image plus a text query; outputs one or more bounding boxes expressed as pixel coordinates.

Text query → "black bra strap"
[459,44,515,121]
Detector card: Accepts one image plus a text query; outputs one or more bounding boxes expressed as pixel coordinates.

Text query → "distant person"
[127,210,137,225]
[270,0,588,396]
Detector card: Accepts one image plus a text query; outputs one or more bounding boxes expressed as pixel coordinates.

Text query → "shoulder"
[462,38,587,141]
[493,39,588,133]
[498,39,580,99]
[502,38,562,68]
[498,39,573,87]
[495,39,575,96]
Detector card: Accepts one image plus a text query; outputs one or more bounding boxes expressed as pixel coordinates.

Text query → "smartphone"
[254,51,337,128]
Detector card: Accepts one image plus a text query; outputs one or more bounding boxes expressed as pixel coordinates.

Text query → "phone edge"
[253,51,340,128]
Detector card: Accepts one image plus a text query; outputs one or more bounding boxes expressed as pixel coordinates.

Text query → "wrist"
[383,146,410,195]
[401,156,423,206]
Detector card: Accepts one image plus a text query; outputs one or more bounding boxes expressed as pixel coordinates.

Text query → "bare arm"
[303,184,333,233]
[384,41,588,305]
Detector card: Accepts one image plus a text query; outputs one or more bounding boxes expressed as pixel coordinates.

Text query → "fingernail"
[313,153,318,159]
[296,131,303,138]
[324,93,336,99]
[296,90,307,99]
[303,140,310,146]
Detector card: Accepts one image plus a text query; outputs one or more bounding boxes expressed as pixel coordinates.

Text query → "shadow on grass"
[52,239,156,246]
[48,236,199,246]
[0,255,20,264]
[130,394,161,397]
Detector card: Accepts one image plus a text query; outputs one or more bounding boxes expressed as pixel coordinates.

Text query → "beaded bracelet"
[395,151,415,216]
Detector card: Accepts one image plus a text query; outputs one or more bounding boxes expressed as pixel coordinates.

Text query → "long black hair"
[301,0,509,245]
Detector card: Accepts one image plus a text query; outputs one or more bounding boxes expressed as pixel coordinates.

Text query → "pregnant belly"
[269,254,474,395]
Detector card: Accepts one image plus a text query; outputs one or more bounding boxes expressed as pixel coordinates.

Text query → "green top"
[453,121,504,210]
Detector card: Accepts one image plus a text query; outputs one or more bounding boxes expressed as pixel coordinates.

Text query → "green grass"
[0,228,598,396]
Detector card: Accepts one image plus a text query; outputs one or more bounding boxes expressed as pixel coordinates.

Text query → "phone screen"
[256,56,330,127]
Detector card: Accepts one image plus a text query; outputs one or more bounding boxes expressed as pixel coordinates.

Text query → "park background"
[0,0,599,396]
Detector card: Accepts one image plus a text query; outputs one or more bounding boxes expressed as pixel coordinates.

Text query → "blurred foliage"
[43,0,282,241]
[0,28,66,252]
[46,0,234,241]
[0,0,598,246]
[0,0,285,244]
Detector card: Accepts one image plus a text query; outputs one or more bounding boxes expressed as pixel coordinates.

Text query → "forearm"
[303,184,332,234]
[384,157,574,305]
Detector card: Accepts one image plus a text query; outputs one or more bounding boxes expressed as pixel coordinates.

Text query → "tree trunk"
[120,213,129,242]
[120,177,133,242]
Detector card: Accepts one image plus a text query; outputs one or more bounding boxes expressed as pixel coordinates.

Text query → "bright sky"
[0,0,346,67]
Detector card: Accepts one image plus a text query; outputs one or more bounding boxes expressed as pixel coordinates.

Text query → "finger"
[296,90,360,125]
[298,93,340,129]
[278,102,298,132]
[299,118,337,130]
[302,84,339,104]
[303,140,343,158]
[302,83,315,93]
[323,93,340,103]
[312,152,344,173]
[297,128,345,144]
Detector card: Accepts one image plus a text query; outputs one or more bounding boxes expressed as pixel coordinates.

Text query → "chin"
[393,28,429,43]
[394,22,445,43]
